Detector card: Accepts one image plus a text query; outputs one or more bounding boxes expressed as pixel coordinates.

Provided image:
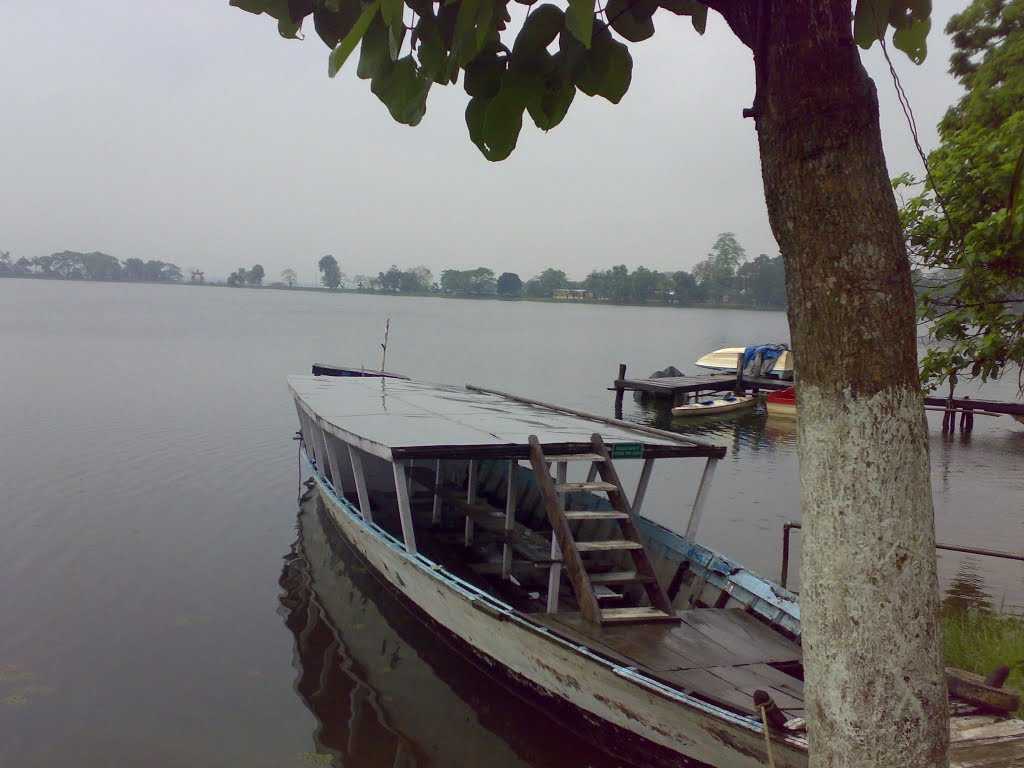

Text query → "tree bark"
[725,1,950,765]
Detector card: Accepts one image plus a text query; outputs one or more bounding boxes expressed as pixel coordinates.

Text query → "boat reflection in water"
[279,496,629,768]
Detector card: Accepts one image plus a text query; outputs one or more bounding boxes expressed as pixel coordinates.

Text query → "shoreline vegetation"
[0,233,789,311]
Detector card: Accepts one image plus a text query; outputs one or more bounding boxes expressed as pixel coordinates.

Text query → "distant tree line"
[226,264,265,286]
[337,234,787,308]
[0,250,183,283]
[1,233,787,308]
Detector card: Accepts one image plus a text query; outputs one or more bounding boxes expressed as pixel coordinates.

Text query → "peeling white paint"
[797,383,949,768]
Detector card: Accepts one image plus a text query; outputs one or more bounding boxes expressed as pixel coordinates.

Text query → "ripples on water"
[0,280,1020,767]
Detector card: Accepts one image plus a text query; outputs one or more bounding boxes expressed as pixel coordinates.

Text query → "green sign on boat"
[610,443,644,459]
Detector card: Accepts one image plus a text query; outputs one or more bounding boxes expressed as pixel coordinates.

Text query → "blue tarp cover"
[742,344,789,378]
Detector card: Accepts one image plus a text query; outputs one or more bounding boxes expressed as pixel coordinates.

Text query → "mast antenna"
[380,318,391,372]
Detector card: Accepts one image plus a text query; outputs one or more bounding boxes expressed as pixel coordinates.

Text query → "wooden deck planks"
[533,607,808,719]
[950,734,1024,768]
[679,608,802,664]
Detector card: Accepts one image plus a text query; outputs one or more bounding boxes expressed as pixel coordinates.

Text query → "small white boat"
[695,346,794,379]
[671,393,758,417]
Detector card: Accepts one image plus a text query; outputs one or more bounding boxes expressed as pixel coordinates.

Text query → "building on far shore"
[551,288,593,301]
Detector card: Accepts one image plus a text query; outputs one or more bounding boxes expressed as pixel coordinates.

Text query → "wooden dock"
[612,362,1023,433]
[612,363,790,416]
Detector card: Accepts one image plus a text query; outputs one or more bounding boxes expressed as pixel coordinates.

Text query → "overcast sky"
[1,2,965,283]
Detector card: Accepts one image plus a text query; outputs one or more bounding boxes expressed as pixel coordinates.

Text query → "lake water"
[1,279,1021,767]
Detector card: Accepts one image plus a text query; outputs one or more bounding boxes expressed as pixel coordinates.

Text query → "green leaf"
[466,95,490,153]
[389,18,406,58]
[288,0,315,21]
[313,0,360,48]
[892,15,930,64]
[370,55,432,124]
[512,4,564,56]
[853,0,892,49]
[482,84,527,160]
[526,51,575,130]
[358,15,392,79]
[573,26,631,103]
[605,0,655,43]
[450,0,482,70]
[230,0,272,14]
[230,0,304,37]
[380,0,403,28]
[329,0,380,77]
[464,53,505,97]
[689,4,707,33]
[415,14,448,83]
[475,0,495,50]
[566,0,594,48]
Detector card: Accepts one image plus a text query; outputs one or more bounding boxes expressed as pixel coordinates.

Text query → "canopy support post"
[431,459,442,525]
[392,461,418,554]
[632,458,655,517]
[325,435,343,495]
[464,460,477,546]
[684,458,718,541]
[348,445,374,524]
[502,460,516,579]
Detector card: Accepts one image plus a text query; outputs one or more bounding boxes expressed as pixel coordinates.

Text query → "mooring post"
[960,395,974,433]
[614,362,626,418]
[944,374,957,433]
[734,352,745,395]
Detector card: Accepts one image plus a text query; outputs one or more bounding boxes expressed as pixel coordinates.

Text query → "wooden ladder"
[527,434,679,625]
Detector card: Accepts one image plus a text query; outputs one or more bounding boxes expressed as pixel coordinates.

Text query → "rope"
[759,705,778,768]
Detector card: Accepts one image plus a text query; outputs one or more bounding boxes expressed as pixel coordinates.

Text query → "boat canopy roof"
[288,375,724,462]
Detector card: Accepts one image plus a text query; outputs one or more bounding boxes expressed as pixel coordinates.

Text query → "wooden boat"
[289,373,1024,767]
[766,386,797,418]
[695,346,794,379]
[671,392,757,417]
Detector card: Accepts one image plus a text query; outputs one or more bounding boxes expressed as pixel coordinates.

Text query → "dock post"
[734,353,744,395]
[614,363,626,418]
[960,396,974,433]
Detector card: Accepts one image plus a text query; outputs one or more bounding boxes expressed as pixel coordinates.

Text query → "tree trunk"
[745,1,949,765]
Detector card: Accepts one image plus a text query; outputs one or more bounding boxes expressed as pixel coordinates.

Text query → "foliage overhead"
[898,0,1024,391]
[230,0,933,161]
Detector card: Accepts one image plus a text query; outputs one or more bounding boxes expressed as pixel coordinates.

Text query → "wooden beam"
[347,445,374,524]
[502,460,515,579]
[633,458,655,516]
[556,461,567,506]
[431,459,442,525]
[946,667,1021,713]
[547,532,562,613]
[325,434,343,495]
[391,441,719,461]
[392,462,418,554]
[614,362,626,418]
[464,460,477,546]
[685,458,718,541]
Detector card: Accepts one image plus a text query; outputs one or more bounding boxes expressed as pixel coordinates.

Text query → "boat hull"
[308,473,807,768]
[672,395,757,417]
